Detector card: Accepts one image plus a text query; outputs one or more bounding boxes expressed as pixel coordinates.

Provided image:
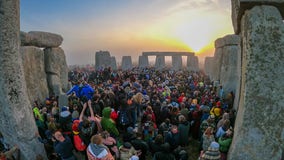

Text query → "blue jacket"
[66,85,80,97]
[80,84,94,100]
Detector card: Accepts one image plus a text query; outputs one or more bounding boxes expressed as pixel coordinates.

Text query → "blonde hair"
[91,134,103,145]
[204,127,214,136]
[132,92,143,104]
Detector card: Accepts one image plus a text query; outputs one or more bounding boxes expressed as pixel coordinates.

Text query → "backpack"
[73,134,87,151]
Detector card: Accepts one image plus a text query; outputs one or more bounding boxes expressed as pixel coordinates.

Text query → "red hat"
[72,120,80,134]
[216,101,221,107]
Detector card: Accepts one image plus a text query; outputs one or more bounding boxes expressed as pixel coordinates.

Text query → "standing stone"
[20,31,63,48]
[212,37,226,82]
[229,5,284,160]
[110,56,117,70]
[21,46,49,103]
[204,57,214,79]
[231,0,284,34]
[187,55,199,72]
[172,55,182,70]
[58,94,68,108]
[0,0,46,159]
[138,55,149,68]
[95,51,111,70]
[121,56,133,70]
[219,35,241,96]
[44,47,68,95]
[155,55,165,70]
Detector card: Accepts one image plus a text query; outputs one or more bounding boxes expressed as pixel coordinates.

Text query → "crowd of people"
[0,66,237,160]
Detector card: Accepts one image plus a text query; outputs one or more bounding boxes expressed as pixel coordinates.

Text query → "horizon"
[20,0,234,65]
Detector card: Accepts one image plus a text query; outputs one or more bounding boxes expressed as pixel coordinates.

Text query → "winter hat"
[72,120,80,134]
[129,155,139,160]
[210,141,220,150]
[123,142,132,149]
[209,114,215,120]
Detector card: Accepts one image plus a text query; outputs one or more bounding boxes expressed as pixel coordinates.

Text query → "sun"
[173,19,213,52]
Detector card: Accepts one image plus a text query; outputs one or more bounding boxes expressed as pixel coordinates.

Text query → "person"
[119,142,141,160]
[0,145,19,160]
[177,115,190,146]
[216,113,229,130]
[101,107,119,138]
[215,120,230,139]
[80,81,95,116]
[130,132,148,160]
[165,125,180,150]
[200,141,221,160]
[87,134,114,160]
[218,129,233,160]
[202,127,215,152]
[52,130,76,160]
[101,131,119,159]
[153,143,176,160]
[148,134,164,155]
[200,115,216,137]
[78,104,98,146]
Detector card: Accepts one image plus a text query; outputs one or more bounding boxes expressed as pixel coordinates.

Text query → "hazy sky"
[20,0,234,65]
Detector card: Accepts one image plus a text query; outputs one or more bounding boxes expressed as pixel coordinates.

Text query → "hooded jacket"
[101,107,119,137]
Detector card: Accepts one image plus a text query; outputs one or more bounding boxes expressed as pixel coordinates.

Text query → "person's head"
[91,134,103,145]
[222,112,229,120]
[204,127,214,136]
[82,118,90,128]
[154,134,164,144]
[178,115,186,123]
[100,131,110,139]
[208,115,215,123]
[53,130,65,142]
[225,128,233,137]
[223,119,231,130]
[171,125,178,134]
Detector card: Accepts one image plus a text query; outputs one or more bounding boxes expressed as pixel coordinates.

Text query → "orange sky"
[21,0,234,65]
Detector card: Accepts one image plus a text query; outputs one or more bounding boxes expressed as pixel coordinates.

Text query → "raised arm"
[79,104,87,122]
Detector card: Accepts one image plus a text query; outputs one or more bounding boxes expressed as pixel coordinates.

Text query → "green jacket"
[101,107,119,137]
[218,136,232,153]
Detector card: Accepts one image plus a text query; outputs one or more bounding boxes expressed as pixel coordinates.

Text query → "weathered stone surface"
[138,55,149,68]
[46,74,62,96]
[220,45,239,95]
[187,55,199,72]
[231,0,284,34]
[229,5,284,160]
[110,56,117,70]
[204,57,215,79]
[20,31,63,48]
[44,47,68,94]
[58,93,68,107]
[0,1,46,159]
[212,48,223,81]
[155,55,165,70]
[172,55,182,70]
[95,51,111,69]
[121,56,133,70]
[215,37,225,48]
[21,46,49,103]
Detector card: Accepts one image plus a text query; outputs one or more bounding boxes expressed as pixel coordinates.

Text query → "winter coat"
[178,121,190,146]
[218,136,232,153]
[101,107,119,137]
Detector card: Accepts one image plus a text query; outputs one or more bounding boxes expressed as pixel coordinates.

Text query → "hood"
[102,107,111,118]
[90,144,106,156]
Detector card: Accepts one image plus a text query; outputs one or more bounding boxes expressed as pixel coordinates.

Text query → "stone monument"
[0,0,47,159]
